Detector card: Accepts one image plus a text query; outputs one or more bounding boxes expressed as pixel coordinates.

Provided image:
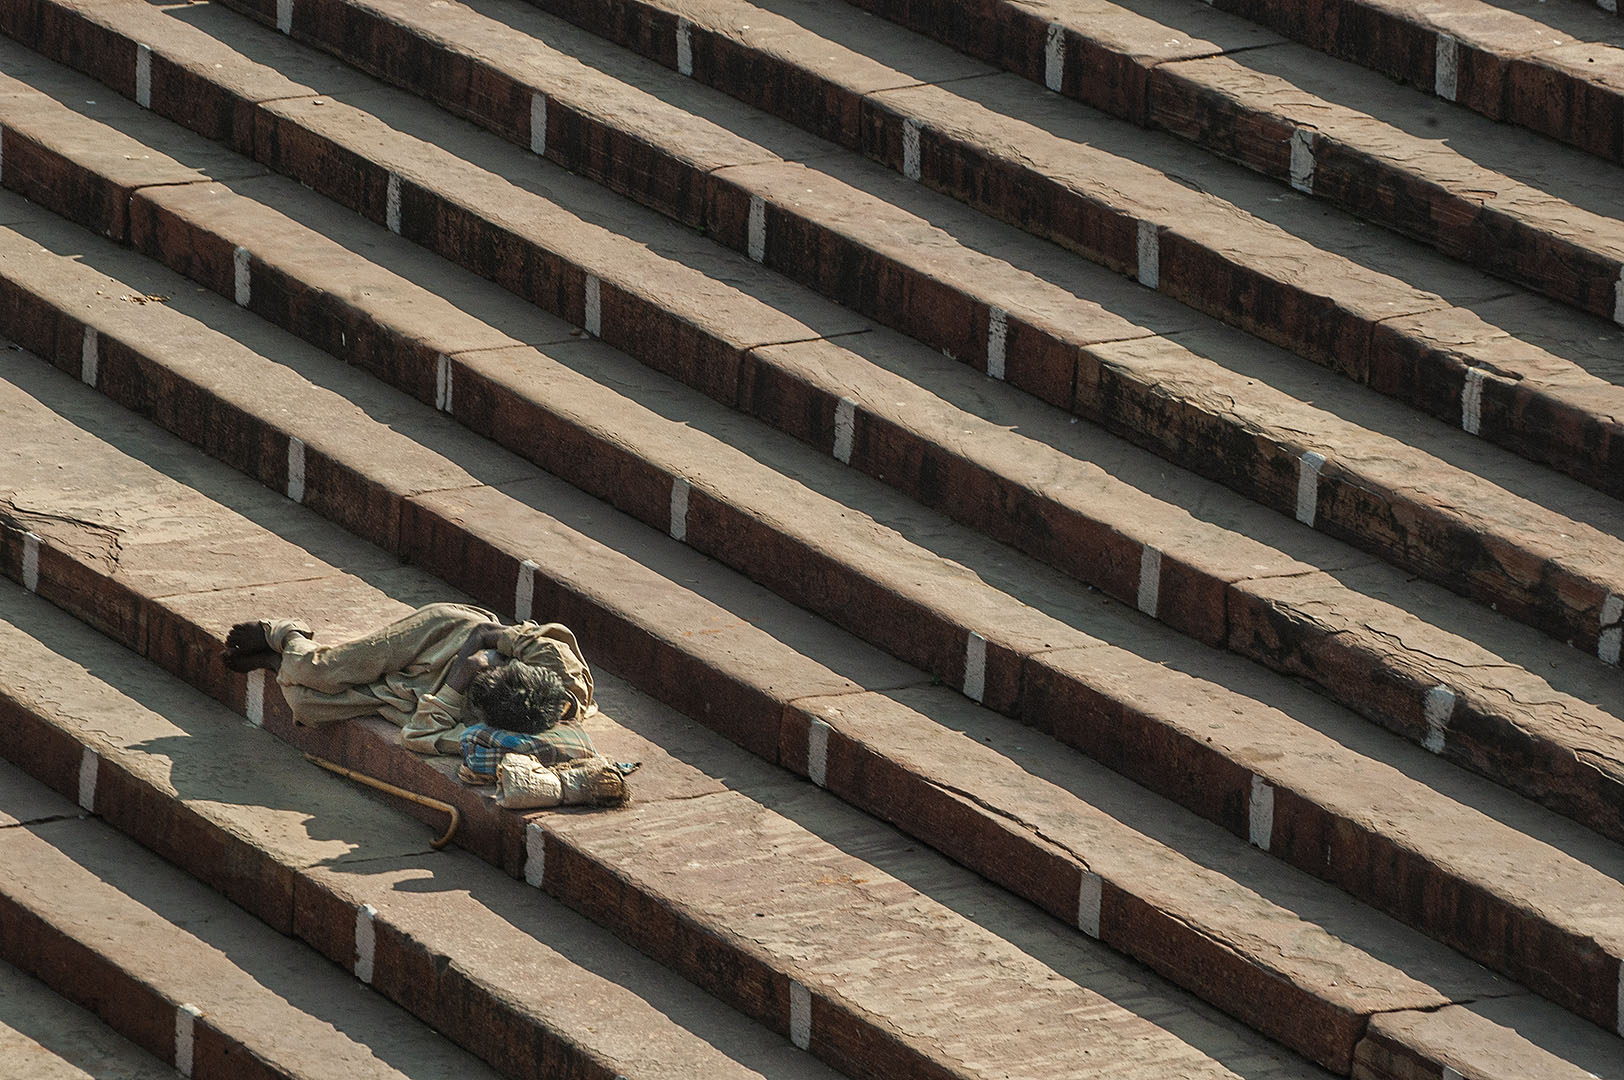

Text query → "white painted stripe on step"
[1460,366,1486,435]
[1441,1068,1463,1080]
[22,532,40,593]
[964,630,987,703]
[286,437,306,503]
[1435,33,1459,101]
[1423,685,1455,754]
[748,195,766,262]
[1136,220,1158,289]
[435,354,453,413]
[1077,871,1102,938]
[669,477,690,541]
[78,747,97,813]
[902,118,922,181]
[245,669,265,727]
[1044,23,1065,92]
[525,821,546,887]
[987,307,1008,380]
[354,903,377,983]
[233,245,250,306]
[277,0,293,34]
[1137,545,1161,617]
[1248,775,1274,850]
[584,274,601,337]
[1296,450,1326,526]
[833,396,856,463]
[81,327,99,387]
[515,558,539,622]
[174,1003,202,1077]
[1288,128,1315,194]
[386,173,401,235]
[530,93,547,155]
[135,45,152,110]
[1601,593,1624,666]
[677,18,694,77]
[789,980,812,1050]
[807,717,830,787]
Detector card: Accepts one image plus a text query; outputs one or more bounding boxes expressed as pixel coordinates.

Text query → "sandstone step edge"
[107,0,1624,662]
[6,0,1617,734]
[1,222,1622,1063]
[510,0,1624,504]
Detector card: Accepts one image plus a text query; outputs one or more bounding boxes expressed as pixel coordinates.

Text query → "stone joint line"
[174,1002,202,1078]
[80,327,99,387]
[748,196,766,262]
[833,397,857,463]
[1137,546,1161,617]
[1435,33,1459,101]
[531,93,547,156]
[585,275,601,337]
[525,820,546,888]
[135,44,152,110]
[1288,129,1315,194]
[1601,593,1624,666]
[233,245,250,307]
[77,746,97,813]
[807,718,831,788]
[1423,685,1455,754]
[387,173,402,235]
[1296,451,1326,526]
[355,903,378,983]
[1078,871,1103,938]
[903,118,922,182]
[1137,221,1159,289]
[669,477,690,541]
[1461,367,1486,435]
[1044,24,1065,92]
[515,558,540,622]
[789,980,812,1050]
[987,306,1008,380]
[22,531,41,593]
[246,669,266,727]
[677,18,694,78]
[287,437,306,503]
[963,630,988,703]
[435,354,453,413]
[1249,774,1274,850]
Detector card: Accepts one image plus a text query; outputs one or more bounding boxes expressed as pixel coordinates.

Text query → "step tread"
[3,192,1623,1066]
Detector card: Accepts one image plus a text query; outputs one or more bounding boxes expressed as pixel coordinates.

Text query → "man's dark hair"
[466,661,574,735]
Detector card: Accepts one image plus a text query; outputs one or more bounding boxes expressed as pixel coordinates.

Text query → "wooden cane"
[304,754,461,850]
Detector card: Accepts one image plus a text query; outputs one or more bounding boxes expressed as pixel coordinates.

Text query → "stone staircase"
[0,0,1622,1078]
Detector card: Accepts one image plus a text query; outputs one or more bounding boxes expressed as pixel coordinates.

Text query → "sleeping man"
[224,601,629,805]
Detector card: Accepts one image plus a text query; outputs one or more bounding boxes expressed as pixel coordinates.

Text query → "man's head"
[465,660,576,735]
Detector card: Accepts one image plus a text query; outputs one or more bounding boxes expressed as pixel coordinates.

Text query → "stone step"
[515,0,1624,493]
[13,0,1624,674]
[1,191,1623,1073]
[1065,0,1624,168]
[0,935,180,1079]
[0,376,1328,1080]
[0,769,561,1080]
[2,6,1623,864]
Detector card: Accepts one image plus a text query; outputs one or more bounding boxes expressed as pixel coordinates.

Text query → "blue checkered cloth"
[460,721,598,781]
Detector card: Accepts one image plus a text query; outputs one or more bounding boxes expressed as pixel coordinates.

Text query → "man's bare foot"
[226,621,271,655]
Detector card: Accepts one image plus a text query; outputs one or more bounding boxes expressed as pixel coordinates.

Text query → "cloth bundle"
[493,753,636,809]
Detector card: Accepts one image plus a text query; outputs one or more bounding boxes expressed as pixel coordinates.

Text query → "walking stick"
[304,754,461,850]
